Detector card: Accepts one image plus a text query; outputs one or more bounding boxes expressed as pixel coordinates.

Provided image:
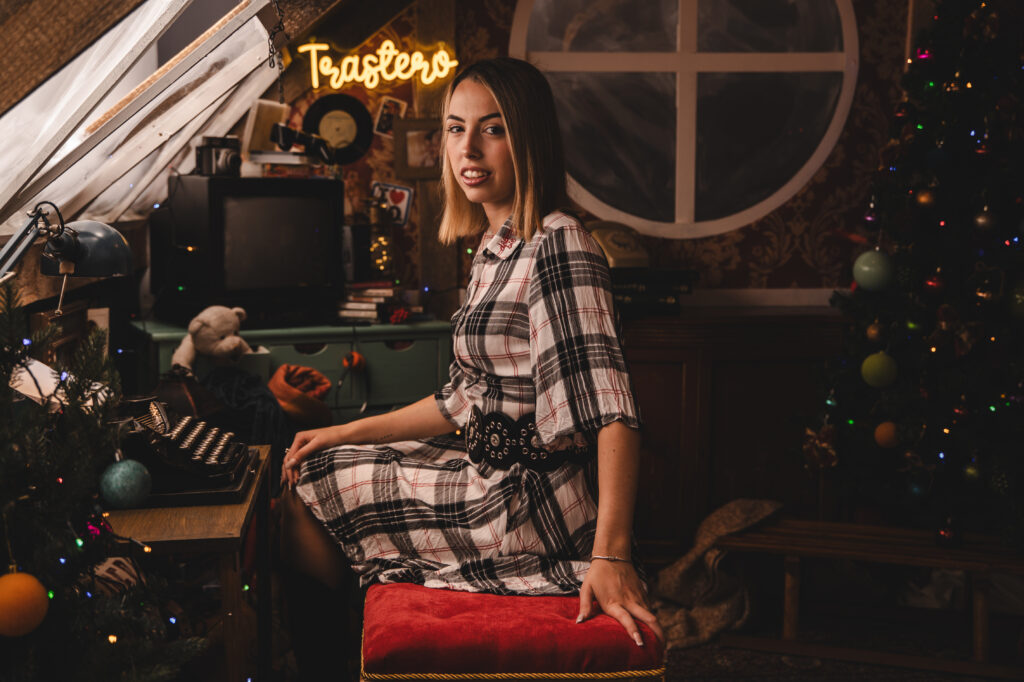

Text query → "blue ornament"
[100,459,152,509]
[853,249,893,291]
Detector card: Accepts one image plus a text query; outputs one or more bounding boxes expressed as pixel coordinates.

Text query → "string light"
[108,635,117,644]
[47,590,55,599]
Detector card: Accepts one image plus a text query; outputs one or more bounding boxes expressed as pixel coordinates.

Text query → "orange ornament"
[0,571,49,637]
[874,421,900,448]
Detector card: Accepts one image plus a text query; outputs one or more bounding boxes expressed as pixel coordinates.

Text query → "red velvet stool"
[360,582,665,681]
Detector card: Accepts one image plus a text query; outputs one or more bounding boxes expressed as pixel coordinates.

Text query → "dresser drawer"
[130,320,452,425]
[263,337,441,411]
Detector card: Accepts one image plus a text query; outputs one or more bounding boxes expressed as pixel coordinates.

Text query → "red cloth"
[267,364,332,429]
[361,583,665,676]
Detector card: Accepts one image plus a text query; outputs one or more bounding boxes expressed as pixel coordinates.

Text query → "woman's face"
[445,79,515,226]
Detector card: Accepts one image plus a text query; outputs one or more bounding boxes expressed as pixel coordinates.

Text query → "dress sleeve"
[528,225,641,447]
[434,358,472,428]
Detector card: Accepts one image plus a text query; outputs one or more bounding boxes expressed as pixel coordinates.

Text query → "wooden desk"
[108,445,271,682]
[717,518,1024,679]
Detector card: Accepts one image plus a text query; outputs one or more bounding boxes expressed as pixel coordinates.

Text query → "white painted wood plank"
[0,0,191,229]
[51,35,268,220]
[0,0,270,234]
[87,54,279,222]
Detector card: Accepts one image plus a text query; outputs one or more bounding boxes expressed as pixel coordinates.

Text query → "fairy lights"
[299,40,458,90]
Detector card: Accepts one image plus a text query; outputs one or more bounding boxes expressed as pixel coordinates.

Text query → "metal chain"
[267,0,290,104]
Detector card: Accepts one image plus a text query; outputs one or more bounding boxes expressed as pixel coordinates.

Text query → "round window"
[509,0,859,238]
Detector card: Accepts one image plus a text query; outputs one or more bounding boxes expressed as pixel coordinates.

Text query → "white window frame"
[509,0,859,239]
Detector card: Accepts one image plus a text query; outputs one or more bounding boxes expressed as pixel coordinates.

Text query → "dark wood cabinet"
[623,307,845,567]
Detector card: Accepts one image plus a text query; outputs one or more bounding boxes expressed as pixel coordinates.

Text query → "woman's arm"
[280,394,456,487]
[577,420,664,645]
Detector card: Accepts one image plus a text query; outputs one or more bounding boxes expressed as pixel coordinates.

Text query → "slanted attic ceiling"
[0,0,412,120]
[0,0,418,233]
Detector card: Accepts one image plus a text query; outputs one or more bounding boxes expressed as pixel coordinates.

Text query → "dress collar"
[480,217,522,260]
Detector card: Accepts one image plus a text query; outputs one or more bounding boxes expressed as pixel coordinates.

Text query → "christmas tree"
[0,282,204,680]
[810,0,1024,545]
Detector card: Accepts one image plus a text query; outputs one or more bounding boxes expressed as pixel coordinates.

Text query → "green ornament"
[861,351,898,388]
[853,250,893,291]
[100,459,152,509]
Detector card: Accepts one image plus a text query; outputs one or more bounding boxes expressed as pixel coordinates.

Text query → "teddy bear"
[170,305,256,372]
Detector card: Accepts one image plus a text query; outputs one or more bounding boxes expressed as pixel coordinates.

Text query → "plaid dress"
[295,211,640,595]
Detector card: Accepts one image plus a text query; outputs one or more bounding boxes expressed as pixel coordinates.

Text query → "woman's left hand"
[577,559,664,646]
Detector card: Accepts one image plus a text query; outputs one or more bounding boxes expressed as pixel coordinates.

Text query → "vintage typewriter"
[117,397,255,503]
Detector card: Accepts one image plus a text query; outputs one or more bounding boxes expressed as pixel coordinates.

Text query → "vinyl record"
[302,94,373,164]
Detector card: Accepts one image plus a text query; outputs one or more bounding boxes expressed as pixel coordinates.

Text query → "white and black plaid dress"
[295,211,640,595]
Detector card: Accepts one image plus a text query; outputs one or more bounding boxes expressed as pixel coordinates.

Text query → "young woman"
[279,57,662,678]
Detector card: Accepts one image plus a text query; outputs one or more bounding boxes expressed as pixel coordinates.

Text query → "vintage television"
[149,175,366,328]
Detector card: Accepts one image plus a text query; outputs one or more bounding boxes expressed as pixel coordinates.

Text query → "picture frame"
[394,118,442,180]
[373,95,407,138]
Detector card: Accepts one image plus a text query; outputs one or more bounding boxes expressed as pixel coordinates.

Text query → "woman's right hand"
[280,425,348,489]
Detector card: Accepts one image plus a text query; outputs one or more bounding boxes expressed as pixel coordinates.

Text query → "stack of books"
[338,282,425,324]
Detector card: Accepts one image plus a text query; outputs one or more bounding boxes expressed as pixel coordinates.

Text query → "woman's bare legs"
[278,487,354,681]
[279,487,348,589]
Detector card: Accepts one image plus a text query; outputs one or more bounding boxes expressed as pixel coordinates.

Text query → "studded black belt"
[465,405,593,471]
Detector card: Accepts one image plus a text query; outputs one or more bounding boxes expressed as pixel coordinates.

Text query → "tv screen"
[150,175,347,327]
[223,194,335,290]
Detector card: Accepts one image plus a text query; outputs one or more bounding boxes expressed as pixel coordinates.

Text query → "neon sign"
[298,40,459,90]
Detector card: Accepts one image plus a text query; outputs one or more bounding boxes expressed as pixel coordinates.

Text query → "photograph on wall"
[394,118,442,179]
[373,96,408,138]
[371,180,414,227]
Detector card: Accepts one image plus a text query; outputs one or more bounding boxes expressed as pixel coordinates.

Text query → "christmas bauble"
[973,206,994,230]
[874,421,900,448]
[0,571,49,637]
[852,250,893,292]
[915,188,936,207]
[866,322,883,342]
[861,351,898,388]
[100,459,152,509]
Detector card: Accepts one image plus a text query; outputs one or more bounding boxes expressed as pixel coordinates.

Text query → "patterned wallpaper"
[452,0,909,291]
[287,9,423,289]
[290,0,907,293]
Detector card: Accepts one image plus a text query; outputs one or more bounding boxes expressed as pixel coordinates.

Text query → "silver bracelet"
[591,554,630,563]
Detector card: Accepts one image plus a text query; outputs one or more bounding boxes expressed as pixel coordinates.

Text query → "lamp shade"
[39,220,132,277]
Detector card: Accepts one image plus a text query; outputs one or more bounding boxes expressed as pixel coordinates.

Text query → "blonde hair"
[437,58,567,244]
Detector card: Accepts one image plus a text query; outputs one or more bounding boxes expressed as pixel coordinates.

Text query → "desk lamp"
[0,201,131,314]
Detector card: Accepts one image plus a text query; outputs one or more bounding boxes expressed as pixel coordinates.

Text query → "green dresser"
[129,320,453,423]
